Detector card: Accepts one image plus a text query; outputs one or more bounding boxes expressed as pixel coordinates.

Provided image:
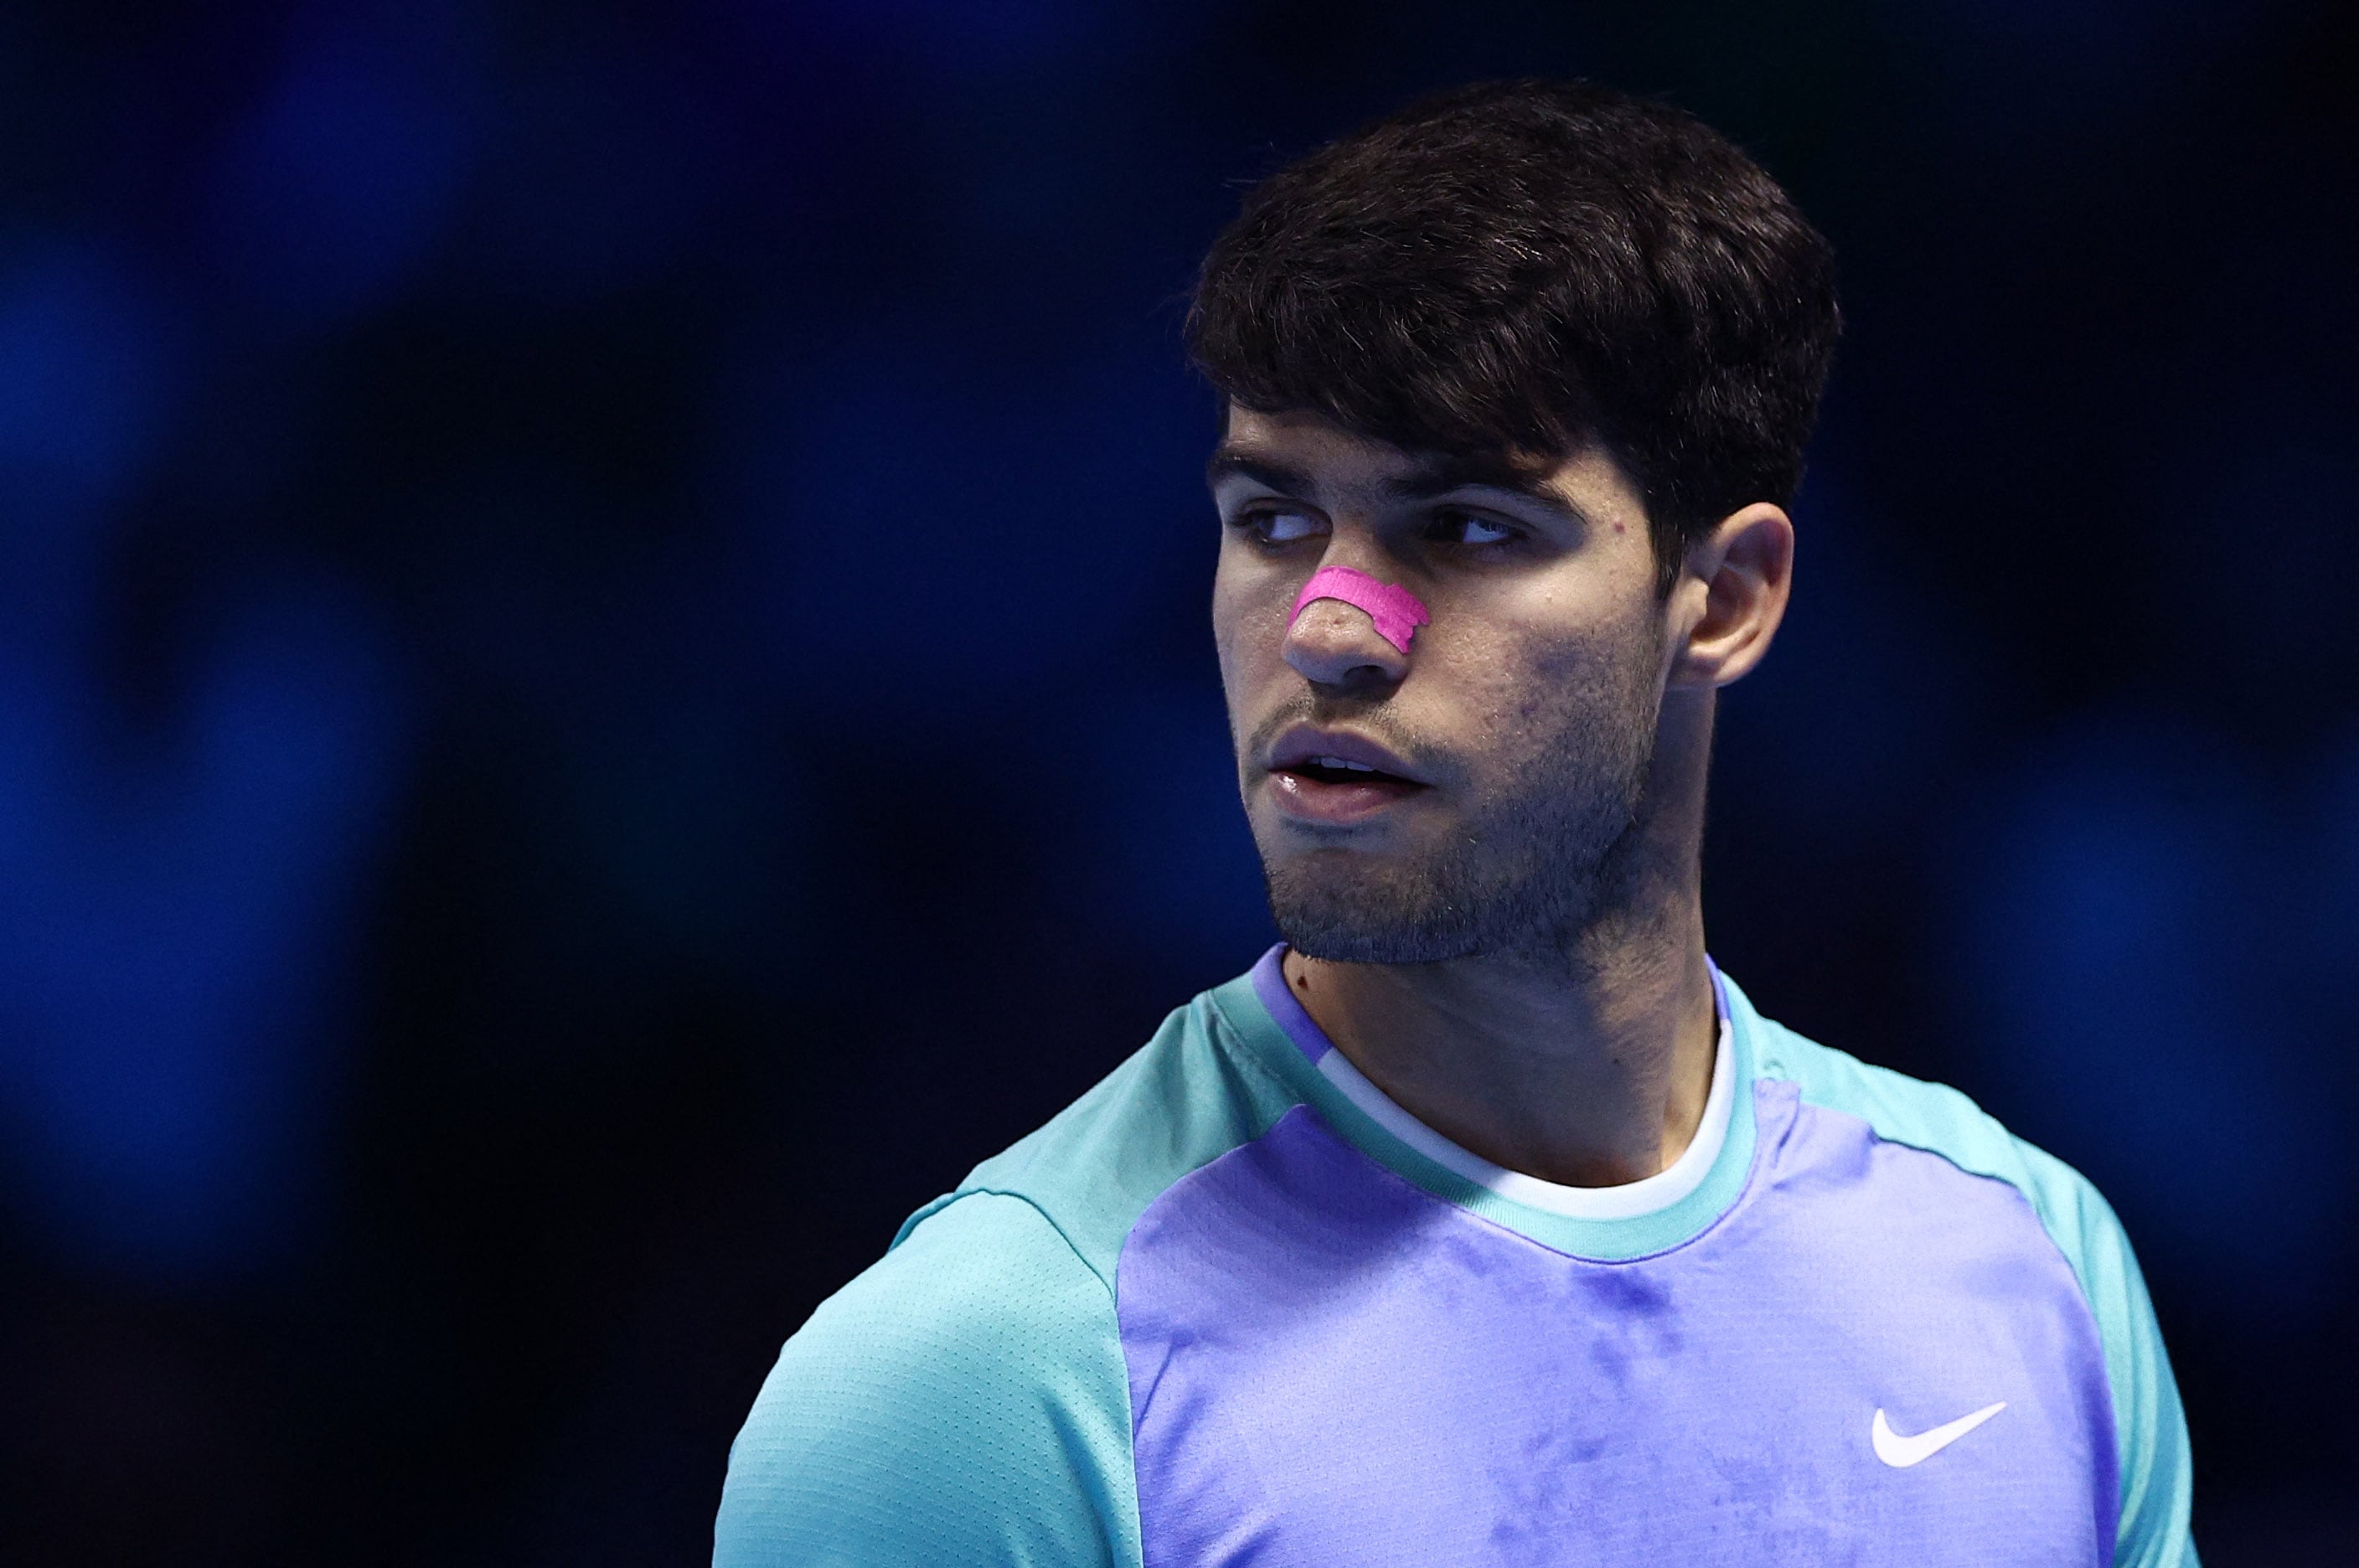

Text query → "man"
[715,80,2196,1566]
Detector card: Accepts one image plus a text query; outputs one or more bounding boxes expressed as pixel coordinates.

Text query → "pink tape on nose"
[1288,565,1431,654]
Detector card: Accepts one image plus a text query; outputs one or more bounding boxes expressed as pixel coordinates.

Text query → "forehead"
[1214,406,1511,487]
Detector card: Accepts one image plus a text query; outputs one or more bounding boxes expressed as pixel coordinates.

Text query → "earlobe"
[1667,503,1794,690]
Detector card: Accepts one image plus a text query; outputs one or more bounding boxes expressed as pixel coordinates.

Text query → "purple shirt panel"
[1115,1081,2117,1567]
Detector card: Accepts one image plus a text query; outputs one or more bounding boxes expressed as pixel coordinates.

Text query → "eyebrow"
[1379,453,1585,520]
[1205,445,1589,529]
[1204,450,1318,495]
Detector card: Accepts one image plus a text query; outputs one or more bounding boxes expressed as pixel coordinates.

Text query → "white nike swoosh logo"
[1871,1401,2007,1467]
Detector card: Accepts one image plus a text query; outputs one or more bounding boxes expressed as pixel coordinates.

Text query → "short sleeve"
[714,1191,1140,1568]
[2016,1144,2197,1568]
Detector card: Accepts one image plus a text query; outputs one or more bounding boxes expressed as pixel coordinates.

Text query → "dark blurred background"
[1,1,2351,1561]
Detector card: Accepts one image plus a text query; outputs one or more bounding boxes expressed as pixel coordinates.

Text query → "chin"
[1262,863,1490,966]
[1261,834,1623,966]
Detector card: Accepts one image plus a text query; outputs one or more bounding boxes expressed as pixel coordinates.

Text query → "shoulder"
[715,1191,1137,1568]
[1747,1002,2120,1297]
[945,983,1307,1285]
[1737,985,2196,1568]
[715,978,1305,1568]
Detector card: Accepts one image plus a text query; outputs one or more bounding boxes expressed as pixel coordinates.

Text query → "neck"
[1283,691,1720,1188]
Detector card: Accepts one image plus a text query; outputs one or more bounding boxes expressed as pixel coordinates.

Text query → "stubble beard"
[1253,638,1666,967]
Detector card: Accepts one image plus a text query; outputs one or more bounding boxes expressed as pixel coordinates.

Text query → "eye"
[1432,508,1516,546]
[1231,505,1327,544]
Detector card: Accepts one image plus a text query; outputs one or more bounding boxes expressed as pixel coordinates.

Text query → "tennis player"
[715,79,2196,1567]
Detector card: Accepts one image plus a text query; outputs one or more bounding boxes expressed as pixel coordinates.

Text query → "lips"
[1264,727,1429,826]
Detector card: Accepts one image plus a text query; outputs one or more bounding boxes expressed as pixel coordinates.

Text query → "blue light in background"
[2161,415,2357,693]
[2318,736,2359,968]
[725,334,1210,719]
[0,230,415,1285]
[1891,0,2274,141]
[1943,718,2351,1313]
[0,240,173,508]
[0,575,413,1287]
[203,8,481,328]
[1057,678,1275,980]
[728,0,1121,78]
[1716,467,1984,843]
[462,47,725,307]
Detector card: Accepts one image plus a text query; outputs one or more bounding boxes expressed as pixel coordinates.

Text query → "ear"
[1665,503,1794,690]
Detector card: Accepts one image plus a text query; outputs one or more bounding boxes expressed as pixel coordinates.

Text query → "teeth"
[1311,756,1377,772]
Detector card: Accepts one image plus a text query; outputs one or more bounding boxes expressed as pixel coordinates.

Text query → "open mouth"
[1262,725,1431,824]
[1286,754,1418,787]
[1266,740,1428,825]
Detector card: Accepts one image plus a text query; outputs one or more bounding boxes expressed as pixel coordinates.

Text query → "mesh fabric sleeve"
[2010,1140,2197,1568]
[713,1190,1140,1568]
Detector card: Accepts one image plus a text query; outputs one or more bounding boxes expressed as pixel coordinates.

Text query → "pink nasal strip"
[1288,565,1431,653]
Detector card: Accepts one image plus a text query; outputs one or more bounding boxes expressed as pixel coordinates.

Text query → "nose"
[1282,577,1413,689]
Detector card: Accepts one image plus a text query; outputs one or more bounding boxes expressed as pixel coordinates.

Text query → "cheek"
[1210,564,1285,689]
[1209,589,1248,694]
[1446,620,1654,755]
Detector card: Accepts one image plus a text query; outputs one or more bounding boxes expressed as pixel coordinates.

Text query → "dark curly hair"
[1187,80,1840,590]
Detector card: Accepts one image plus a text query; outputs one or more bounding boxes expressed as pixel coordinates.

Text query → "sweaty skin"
[1210,405,1794,1188]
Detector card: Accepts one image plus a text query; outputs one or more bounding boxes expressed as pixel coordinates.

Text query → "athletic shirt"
[714,950,2197,1567]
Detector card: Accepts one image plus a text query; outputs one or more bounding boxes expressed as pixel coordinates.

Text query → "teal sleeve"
[713,1191,1141,1568]
[2011,1142,2197,1568]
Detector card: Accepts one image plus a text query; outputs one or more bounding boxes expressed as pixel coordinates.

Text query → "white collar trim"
[1312,1006,1737,1221]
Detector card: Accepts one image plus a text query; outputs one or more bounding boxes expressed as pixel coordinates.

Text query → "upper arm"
[714,1191,1140,1568]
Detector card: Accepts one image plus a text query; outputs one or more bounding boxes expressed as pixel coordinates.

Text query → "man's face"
[1210,406,1679,964]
